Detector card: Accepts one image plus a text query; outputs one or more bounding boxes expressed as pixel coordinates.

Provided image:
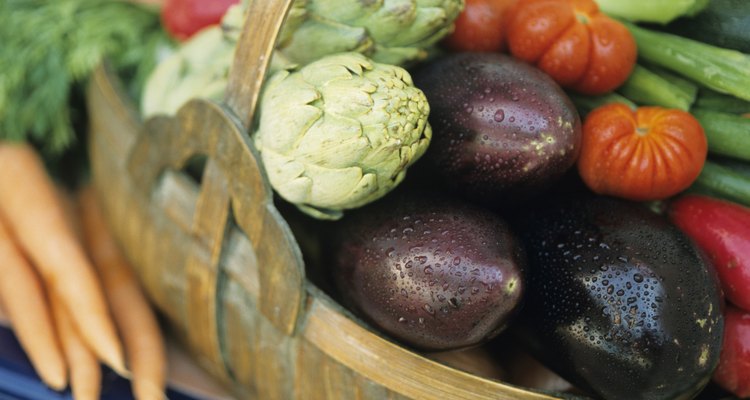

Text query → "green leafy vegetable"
[0,0,166,154]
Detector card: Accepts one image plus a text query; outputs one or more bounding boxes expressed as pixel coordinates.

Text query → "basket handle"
[225,0,294,129]
[127,0,304,352]
[219,0,305,336]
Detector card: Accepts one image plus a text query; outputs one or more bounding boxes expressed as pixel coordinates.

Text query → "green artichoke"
[255,52,431,219]
[141,13,293,118]
[232,0,464,66]
[141,27,234,117]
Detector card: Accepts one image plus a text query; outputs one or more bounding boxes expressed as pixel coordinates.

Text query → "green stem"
[691,161,750,207]
[644,64,698,101]
[568,92,636,117]
[692,109,750,162]
[625,22,750,101]
[714,157,750,179]
[694,89,750,115]
[617,64,695,110]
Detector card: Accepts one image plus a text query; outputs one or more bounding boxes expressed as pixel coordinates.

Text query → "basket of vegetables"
[85,0,750,398]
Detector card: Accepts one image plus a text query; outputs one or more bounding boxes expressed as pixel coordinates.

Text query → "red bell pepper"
[162,0,238,41]
[713,303,750,398]
[668,194,750,311]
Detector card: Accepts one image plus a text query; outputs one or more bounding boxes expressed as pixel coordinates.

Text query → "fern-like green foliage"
[0,0,167,154]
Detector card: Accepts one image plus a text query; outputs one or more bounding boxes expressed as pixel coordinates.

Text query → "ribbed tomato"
[505,0,636,94]
[578,103,707,201]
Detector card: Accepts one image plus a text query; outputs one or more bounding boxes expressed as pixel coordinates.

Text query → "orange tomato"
[442,0,516,52]
[505,0,636,94]
[577,103,707,201]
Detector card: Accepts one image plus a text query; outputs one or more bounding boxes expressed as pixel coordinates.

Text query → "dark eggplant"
[330,194,525,351]
[511,195,723,400]
[412,52,581,204]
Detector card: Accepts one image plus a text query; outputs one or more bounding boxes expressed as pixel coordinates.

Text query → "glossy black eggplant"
[511,195,723,400]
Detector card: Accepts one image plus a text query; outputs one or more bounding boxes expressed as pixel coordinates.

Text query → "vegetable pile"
[5,0,750,398]
[137,0,750,398]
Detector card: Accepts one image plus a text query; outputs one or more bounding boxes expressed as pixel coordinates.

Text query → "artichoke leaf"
[295,204,344,220]
[353,0,418,42]
[304,164,377,207]
[299,52,371,84]
[305,0,382,23]
[370,46,427,65]
[256,102,321,152]
[386,6,456,46]
[293,115,372,167]
[265,149,384,217]
[319,82,376,117]
[280,17,374,65]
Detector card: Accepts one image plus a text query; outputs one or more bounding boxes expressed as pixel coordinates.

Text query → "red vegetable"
[577,103,707,201]
[668,195,750,311]
[713,303,750,398]
[442,0,516,52]
[162,0,238,41]
[505,0,636,94]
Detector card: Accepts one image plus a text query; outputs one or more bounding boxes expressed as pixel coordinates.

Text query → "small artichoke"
[141,13,293,118]
[255,52,431,219]
[230,0,464,66]
[141,27,235,117]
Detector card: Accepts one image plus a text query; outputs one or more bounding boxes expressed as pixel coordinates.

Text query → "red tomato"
[443,0,516,52]
[161,0,239,41]
[713,304,750,398]
[505,0,636,94]
[669,195,750,311]
[577,103,707,201]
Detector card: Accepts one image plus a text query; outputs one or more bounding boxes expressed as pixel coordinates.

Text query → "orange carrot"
[51,293,101,400]
[0,295,6,322]
[0,142,126,374]
[0,214,67,390]
[78,185,167,400]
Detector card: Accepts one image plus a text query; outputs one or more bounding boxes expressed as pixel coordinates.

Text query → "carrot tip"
[40,370,68,392]
[104,355,130,380]
[134,381,168,400]
[112,364,132,380]
[71,383,101,400]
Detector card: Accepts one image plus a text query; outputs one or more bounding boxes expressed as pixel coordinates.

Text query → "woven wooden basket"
[86,1,562,398]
